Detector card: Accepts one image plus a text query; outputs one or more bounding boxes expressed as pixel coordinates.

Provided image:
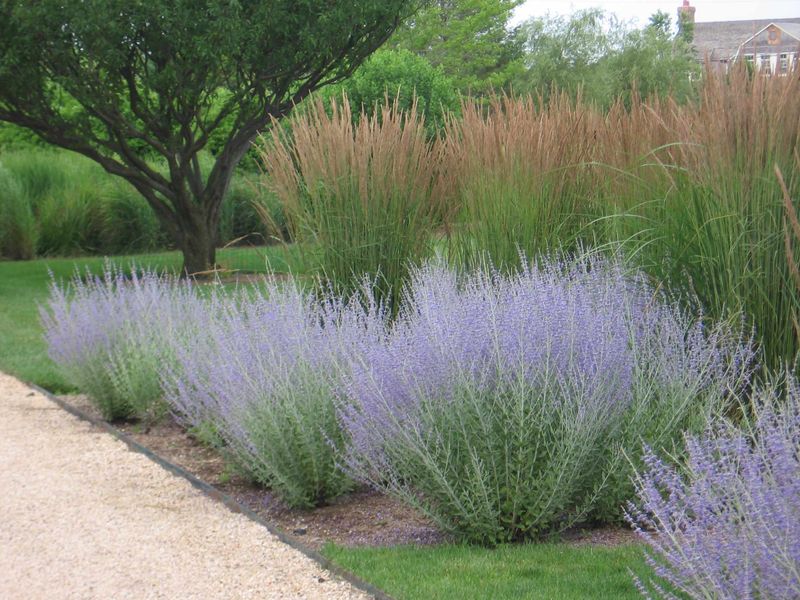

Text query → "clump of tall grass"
[37,185,111,256]
[0,149,271,259]
[339,256,754,545]
[443,68,799,368]
[0,165,38,259]
[0,150,160,257]
[3,150,113,255]
[41,266,207,422]
[1,149,70,201]
[100,183,169,253]
[442,91,598,270]
[258,97,448,309]
[602,67,800,369]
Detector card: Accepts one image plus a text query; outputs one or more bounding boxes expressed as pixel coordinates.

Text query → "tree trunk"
[176,211,218,277]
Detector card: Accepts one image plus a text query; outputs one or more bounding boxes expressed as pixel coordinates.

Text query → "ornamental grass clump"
[442,92,597,270]
[161,279,382,508]
[628,374,800,599]
[258,96,449,311]
[339,256,753,545]
[0,164,38,260]
[41,266,205,422]
[600,67,800,370]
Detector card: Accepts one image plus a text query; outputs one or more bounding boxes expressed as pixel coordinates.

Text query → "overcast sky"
[511,0,800,28]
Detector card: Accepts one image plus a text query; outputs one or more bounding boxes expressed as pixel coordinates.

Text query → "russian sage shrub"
[592,300,754,522]
[628,375,800,599]
[339,258,753,545]
[41,266,205,422]
[161,280,381,508]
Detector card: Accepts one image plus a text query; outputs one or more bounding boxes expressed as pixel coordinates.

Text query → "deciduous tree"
[390,0,524,93]
[0,1,419,273]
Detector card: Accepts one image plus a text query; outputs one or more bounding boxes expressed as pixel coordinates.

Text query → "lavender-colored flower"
[338,256,754,544]
[627,374,800,600]
[40,264,207,421]
[42,254,756,536]
[160,277,383,508]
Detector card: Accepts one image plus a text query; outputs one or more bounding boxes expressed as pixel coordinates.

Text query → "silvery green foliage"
[41,265,207,421]
[628,374,800,600]
[160,279,383,508]
[592,295,754,522]
[339,258,754,544]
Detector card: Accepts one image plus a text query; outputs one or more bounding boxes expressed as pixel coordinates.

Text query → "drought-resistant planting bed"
[34,249,800,598]
[3,65,799,599]
[260,69,800,371]
[337,258,752,543]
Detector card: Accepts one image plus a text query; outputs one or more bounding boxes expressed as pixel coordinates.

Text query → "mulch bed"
[60,394,637,551]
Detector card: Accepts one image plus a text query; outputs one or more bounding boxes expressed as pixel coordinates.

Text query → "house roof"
[732,21,800,60]
[693,17,800,61]
[777,22,800,40]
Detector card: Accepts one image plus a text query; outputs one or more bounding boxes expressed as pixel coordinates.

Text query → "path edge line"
[25,381,395,600]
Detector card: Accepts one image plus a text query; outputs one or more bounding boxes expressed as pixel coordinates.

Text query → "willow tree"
[0,0,419,273]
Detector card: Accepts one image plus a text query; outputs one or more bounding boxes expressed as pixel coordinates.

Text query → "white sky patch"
[511,0,800,28]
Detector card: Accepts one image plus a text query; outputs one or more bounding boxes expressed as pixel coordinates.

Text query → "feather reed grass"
[256,69,799,366]
[258,97,449,309]
[442,90,598,269]
[443,67,800,367]
[601,67,800,368]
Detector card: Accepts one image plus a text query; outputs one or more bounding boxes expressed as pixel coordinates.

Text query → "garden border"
[25,380,395,600]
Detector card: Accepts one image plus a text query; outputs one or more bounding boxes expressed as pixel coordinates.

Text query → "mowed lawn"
[324,541,650,599]
[0,249,651,599]
[0,246,301,390]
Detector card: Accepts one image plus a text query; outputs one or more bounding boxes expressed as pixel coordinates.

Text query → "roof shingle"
[693,17,800,60]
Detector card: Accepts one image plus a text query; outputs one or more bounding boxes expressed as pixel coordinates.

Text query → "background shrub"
[0,122,49,151]
[319,48,459,137]
[218,172,282,247]
[628,373,800,599]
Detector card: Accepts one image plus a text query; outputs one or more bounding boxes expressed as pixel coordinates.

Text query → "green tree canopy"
[389,0,524,94]
[320,48,459,134]
[515,9,698,107]
[609,13,699,104]
[516,9,623,103]
[0,0,419,273]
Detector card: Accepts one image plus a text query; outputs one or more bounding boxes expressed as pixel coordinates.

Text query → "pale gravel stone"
[0,372,370,600]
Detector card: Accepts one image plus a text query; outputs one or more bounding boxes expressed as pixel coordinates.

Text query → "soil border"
[25,381,394,600]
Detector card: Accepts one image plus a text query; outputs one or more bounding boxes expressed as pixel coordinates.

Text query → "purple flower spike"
[628,374,800,599]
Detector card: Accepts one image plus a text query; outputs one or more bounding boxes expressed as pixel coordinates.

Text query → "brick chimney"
[678,0,696,24]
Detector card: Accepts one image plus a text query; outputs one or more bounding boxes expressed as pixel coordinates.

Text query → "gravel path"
[0,372,370,600]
